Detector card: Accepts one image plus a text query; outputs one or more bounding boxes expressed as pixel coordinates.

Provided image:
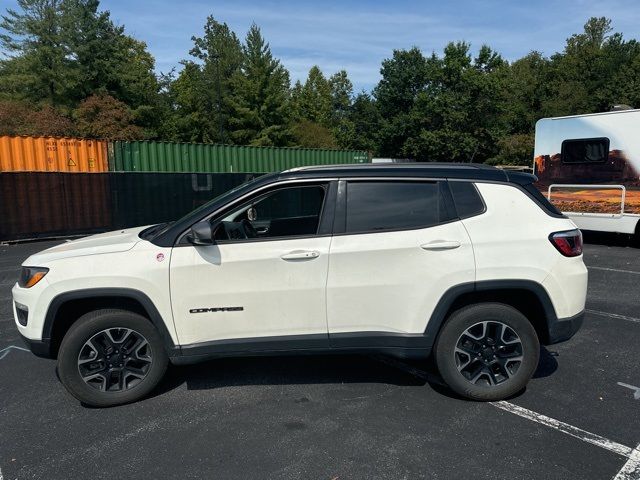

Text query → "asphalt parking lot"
[1,237,639,480]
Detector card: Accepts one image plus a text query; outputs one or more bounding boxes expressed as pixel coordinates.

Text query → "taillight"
[549,229,583,257]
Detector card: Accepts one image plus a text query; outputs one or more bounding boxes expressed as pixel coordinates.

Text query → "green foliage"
[485,133,534,166]
[290,66,333,126]
[335,92,381,151]
[0,0,70,105]
[227,24,292,146]
[179,15,243,144]
[375,43,506,162]
[292,119,338,149]
[544,17,640,116]
[0,0,158,137]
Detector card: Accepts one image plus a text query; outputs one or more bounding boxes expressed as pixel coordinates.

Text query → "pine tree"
[185,15,243,143]
[290,65,332,126]
[0,0,70,105]
[228,23,291,146]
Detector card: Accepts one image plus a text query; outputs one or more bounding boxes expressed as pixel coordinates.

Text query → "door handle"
[420,240,461,251]
[280,250,320,260]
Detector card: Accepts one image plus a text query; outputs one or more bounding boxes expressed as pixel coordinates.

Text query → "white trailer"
[534,109,640,235]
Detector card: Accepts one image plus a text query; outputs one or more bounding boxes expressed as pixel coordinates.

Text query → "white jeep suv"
[12,164,587,407]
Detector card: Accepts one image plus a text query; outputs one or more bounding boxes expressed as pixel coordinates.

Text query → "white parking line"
[373,356,640,479]
[613,445,640,480]
[491,401,634,457]
[588,266,640,275]
[617,383,640,400]
[586,309,640,324]
[0,345,30,360]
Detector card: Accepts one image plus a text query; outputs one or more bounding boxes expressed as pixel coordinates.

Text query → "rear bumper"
[19,331,54,359]
[547,309,584,344]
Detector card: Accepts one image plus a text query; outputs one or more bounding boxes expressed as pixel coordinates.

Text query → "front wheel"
[434,303,540,401]
[58,309,168,407]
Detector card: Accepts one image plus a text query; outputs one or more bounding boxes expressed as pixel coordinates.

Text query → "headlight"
[18,266,49,288]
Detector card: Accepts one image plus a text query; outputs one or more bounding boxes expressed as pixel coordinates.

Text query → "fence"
[0,172,258,241]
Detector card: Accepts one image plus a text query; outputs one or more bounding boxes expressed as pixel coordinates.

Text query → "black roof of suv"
[279,162,537,185]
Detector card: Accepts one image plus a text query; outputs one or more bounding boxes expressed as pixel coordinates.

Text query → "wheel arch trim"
[43,288,179,356]
[424,280,559,345]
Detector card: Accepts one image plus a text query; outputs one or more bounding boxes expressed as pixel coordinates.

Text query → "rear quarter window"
[448,181,485,218]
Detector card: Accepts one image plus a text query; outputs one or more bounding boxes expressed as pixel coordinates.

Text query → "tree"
[74,93,143,139]
[227,24,291,146]
[485,133,534,166]
[375,42,506,162]
[603,54,640,108]
[333,92,380,152]
[327,70,354,146]
[0,99,74,135]
[374,47,427,118]
[498,51,550,134]
[329,70,352,122]
[292,119,337,149]
[0,0,161,138]
[544,17,640,115]
[181,15,243,143]
[290,66,333,126]
[373,47,428,157]
[0,0,70,105]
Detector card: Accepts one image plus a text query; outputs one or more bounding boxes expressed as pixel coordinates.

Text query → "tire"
[434,303,539,401]
[57,309,168,407]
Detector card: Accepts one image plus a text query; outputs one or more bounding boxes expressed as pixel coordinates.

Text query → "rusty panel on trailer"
[0,136,108,172]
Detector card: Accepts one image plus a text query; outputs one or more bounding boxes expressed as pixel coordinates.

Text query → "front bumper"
[547,309,584,344]
[18,330,54,358]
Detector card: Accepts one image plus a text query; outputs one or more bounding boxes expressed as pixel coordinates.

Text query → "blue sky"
[2,0,639,92]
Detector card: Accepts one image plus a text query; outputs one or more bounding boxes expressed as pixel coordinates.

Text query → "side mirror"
[187,221,214,246]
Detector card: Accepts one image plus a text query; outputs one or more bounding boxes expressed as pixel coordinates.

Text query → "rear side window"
[448,181,485,218]
[345,181,454,233]
[561,138,609,164]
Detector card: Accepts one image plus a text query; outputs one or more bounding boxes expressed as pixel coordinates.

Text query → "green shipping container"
[109,141,370,173]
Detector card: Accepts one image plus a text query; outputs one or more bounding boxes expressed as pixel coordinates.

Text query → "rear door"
[326,179,475,346]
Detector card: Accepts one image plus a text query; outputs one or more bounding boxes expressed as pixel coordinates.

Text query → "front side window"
[214,184,326,241]
[561,138,609,164]
[345,181,453,234]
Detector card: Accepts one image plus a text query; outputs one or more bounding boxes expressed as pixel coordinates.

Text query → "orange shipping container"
[0,136,108,172]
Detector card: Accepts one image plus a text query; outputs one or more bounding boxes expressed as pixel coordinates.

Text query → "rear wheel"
[58,309,168,407]
[435,303,539,401]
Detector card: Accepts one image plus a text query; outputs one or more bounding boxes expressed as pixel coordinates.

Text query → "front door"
[170,182,333,348]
